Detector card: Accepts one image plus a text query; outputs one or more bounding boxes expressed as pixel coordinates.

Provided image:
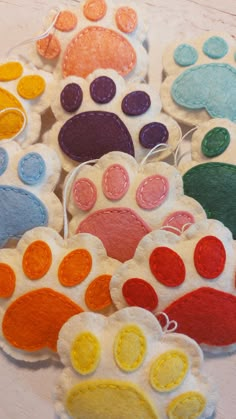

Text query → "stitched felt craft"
[161,32,236,126]
[66,151,206,262]
[31,0,148,81]
[182,159,236,239]
[176,119,236,239]
[183,118,236,166]
[110,219,236,353]
[55,307,216,419]
[0,58,51,147]
[44,69,180,172]
[0,141,63,247]
[0,226,120,362]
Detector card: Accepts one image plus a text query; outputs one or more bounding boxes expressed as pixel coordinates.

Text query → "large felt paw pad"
[161,32,236,125]
[0,227,120,361]
[45,69,180,172]
[67,151,206,262]
[0,59,51,146]
[33,0,148,81]
[111,219,236,352]
[0,141,62,247]
[183,161,236,240]
[177,119,236,239]
[55,307,216,419]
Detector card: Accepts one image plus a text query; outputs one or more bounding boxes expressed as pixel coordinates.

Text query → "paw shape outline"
[32,0,148,81]
[55,307,216,419]
[67,151,206,262]
[0,226,120,361]
[0,141,62,247]
[45,69,181,172]
[0,58,51,146]
[110,219,236,353]
[161,31,236,126]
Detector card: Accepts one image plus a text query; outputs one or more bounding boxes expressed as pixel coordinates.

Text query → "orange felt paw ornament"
[31,0,148,81]
[0,227,120,361]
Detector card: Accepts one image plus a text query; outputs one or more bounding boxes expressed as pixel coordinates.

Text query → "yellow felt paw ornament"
[0,58,51,146]
[55,307,216,419]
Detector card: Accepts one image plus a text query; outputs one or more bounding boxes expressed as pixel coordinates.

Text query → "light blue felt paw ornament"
[161,32,236,126]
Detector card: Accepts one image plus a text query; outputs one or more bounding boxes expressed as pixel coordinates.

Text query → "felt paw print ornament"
[45,69,181,171]
[161,31,236,126]
[0,227,120,361]
[187,118,236,165]
[181,120,236,239]
[110,219,236,353]
[55,307,216,419]
[0,58,51,147]
[67,151,206,262]
[0,141,62,247]
[32,0,148,81]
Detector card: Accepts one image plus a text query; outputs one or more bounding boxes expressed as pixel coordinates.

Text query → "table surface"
[0,1,236,418]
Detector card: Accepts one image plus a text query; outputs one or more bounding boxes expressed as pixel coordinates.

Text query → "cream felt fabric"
[176,119,236,174]
[55,307,216,419]
[188,119,236,166]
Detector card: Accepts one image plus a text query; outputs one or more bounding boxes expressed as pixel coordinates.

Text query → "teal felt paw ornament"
[161,32,236,126]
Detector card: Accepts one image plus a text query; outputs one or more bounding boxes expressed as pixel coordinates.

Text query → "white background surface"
[0,1,236,418]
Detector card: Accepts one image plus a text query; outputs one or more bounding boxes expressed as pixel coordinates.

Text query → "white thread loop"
[160,222,193,235]
[154,311,178,334]
[63,159,98,239]
[160,225,182,234]
[174,126,198,168]
[140,143,172,167]
[6,8,61,57]
[0,108,26,143]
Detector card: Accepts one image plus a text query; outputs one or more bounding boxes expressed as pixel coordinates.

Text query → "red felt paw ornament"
[110,219,236,353]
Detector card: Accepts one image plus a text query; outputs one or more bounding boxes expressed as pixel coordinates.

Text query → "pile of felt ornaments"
[0,1,236,418]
